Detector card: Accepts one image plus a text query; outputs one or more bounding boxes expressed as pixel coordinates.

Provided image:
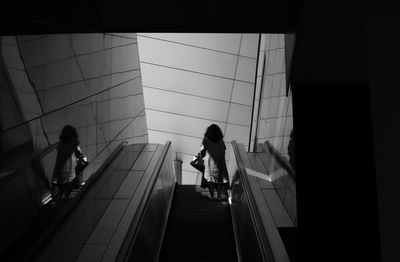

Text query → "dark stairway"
[159,185,238,262]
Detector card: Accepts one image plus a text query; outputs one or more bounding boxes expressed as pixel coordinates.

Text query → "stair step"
[159,186,237,262]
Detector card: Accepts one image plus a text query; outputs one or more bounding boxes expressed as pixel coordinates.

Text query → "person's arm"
[200,138,206,158]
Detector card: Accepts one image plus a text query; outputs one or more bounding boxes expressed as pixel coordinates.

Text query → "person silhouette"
[52,125,85,199]
[201,124,229,201]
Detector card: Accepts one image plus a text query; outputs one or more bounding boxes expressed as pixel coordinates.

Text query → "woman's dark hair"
[204,124,223,142]
[59,125,78,143]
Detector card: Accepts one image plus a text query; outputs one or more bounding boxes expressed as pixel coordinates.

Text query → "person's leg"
[216,183,222,199]
[208,182,216,199]
[64,182,73,198]
[58,183,66,199]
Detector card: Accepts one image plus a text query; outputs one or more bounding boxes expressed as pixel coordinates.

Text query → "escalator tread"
[159,185,238,262]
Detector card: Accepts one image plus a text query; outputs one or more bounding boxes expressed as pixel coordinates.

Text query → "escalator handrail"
[22,141,125,262]
[263,141,295,180]
[231,140,275,262]
[116,140,172,262]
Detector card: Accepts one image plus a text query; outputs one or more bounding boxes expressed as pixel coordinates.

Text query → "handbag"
[190,152,208,189]
[190,153,204,173]
[73,155,88,189]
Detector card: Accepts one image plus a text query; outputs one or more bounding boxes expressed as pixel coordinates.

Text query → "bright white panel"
[109,95,145,120]
[143,88,229,123]
[76,50,112,80]
[140,62,233,101]
[147,129,202,156]
[284,116,293,135]
[240,34,259,58]
[2,45,24,70]
[235,56,257,83]
[139,33,242,54]
[111,44,140,73]
[269,34,279,50]
[137,36,237,79]
[70,33,111,55]
[260,34,267,52]
[182,171,199,185]
[44,34,71,64]
[44,58,83,89]
[260,97,279,119]
[276,48,285,74]
[271,74,283,97]
[266,49,277,75]
[278,74,287,96]
[265,117,286,138]
[278,34,285,48]
[257,52,265,76]
[263,75,274,99]
[231,81,254,106]
[224,124,250,147]
[276,97,289,118]
[287,96,293,116]
[145,109,226,140]
[257,119,268,139]
[281,136,290,155]
[227,103,252,127]
[268,136,283,151]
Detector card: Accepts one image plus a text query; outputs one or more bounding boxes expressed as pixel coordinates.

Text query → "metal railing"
[230,140,275,262]
[117,141,176,262]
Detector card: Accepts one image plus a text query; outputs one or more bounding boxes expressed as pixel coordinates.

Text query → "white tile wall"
[138,33,258,184]
[138,36,238,79]
[236,56,257,83]
[240,34,259,58]
[143,87,230,123]
[231,81,254,106]
[227,103,252,127]
[140,62,233,101]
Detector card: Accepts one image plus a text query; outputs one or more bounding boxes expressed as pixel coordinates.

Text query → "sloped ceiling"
[137,33,259,184]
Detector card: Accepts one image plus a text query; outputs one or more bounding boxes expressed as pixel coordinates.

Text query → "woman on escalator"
[201,124,229,201]
[52,125,87,199]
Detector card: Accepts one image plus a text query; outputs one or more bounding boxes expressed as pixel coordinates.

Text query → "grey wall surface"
[14,33,148,178]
